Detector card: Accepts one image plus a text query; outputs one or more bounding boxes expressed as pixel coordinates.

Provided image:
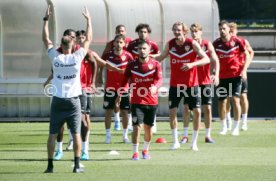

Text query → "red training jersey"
[213,36,246,79]
[197,39,211,85]
[101,36,132,58]
[80,50,95,93]
[102,50,133,91]
[127,38,160,60]
[121,58,162,105]
[168,38,198,87]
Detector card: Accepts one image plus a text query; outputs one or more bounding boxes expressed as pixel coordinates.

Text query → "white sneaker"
[220,128,228,135]
[123,138,130,144]
[170,142,180,150]
[105,135,111,144]
[191,144,199,151]
[241,123,248,131]
[232,127,239,136]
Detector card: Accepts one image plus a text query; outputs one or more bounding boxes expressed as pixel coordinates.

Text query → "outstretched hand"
[44,5,52,19]
[82,6,91,20]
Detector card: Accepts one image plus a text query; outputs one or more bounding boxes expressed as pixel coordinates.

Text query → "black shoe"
[73,167,84,173]
[44,167,53,173]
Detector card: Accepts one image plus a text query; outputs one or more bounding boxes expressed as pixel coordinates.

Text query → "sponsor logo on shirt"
[54,62,59,67]
[56,74,76,80]
[219,54,234,58]
[58,63,77,67]
[172,59,190,64]
[135,77,154,83]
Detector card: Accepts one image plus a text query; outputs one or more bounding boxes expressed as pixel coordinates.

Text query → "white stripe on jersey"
[169,49,193,58]
[131,69,156,77]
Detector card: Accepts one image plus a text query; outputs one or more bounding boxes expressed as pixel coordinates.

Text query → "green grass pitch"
[0,121,276,181]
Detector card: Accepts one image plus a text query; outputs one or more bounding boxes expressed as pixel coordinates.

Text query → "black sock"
[74,157,80,168]
[48,158,53,169]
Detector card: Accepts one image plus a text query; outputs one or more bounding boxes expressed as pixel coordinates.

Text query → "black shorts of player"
[199,84,212,105]
[241,79,248,93]
[217,76,242,101]
[79,89,92,114]
[169,86,201,110]
[131,104,158,126]
[103,90,130,110]
[50,96,81,134]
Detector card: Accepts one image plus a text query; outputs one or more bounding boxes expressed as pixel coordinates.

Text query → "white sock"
[183,127,189,137]
[132,144,139,153]
[205,128,211,138]
[68,129,73,141]
[143,141,150,151]
[171,129,178,143]
[106,129,111,137]
[128,114,132,125]
[82,141,88,153]
[221,119,227,129]
[226,112,231,122]
[114,112,120,122]
[233,120,239,129]
[191,130,198,147]
[57,142,63,152]
[242,114,247,124]
[153,116,157,128]
[123,129,128,139]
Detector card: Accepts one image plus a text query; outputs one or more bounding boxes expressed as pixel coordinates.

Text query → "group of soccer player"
[42,5,254,173]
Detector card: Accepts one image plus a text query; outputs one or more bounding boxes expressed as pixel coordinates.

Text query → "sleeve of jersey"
[152,43,160,54]
[154,62,163,88]
[47,47,59,61]
[238,38,246,52]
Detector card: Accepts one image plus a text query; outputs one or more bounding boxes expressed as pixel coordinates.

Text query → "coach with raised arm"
[42,5,92,173]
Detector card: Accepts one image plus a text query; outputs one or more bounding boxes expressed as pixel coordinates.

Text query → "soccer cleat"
[44,167,53,173]
[66,140,73,151]
[241,123,248,131]
[232,127,239,136]
[205,137,215,143]
[170,142,180,150]
[114,121,121,131]
[123,138,130,144]
[73,167,84,173]
[105,135,111,144]
[219,128,228,135]
[180,136,189,144]
[142,150,151,160]
[191,144,199,151]
[132,152,139,161]
[54,151,63,160]
[80,151,89,161]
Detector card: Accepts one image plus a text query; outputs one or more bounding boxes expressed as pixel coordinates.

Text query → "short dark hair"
[61,36,73,49]
[115,25,126,33]
[135,23,152,33]
[218,20,229,27]
[113,34,126,41]
[137,39,150,47]
[76,30,86,37]
[63,29,76,36]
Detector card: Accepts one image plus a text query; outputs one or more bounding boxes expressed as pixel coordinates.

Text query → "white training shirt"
[48,47,87,98]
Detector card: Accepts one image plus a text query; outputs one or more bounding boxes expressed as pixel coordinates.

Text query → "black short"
[217,77,242,100]
[199,84,212,105]
[169,86,201,110]
[79,89,92,114]
[241,79,248,93]
[103,90,130,110]
[131,104,157,126]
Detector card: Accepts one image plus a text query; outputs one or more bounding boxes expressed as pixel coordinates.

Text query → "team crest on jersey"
[103,101,109,107]
[121,55,126,61]
[148,63,153,70]
[201,46,206,51]
[171,47,176,52]
[185,45,190,51]
[230,41,235,47]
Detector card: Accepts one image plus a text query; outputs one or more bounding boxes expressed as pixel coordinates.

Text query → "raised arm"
[155,43,169,62]
[81,7,92,51]
[42,5,53,49]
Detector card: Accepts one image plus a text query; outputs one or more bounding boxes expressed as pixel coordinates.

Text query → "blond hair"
[190,23,203,31]
[172,21,189,35]
[229,22,238,30]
